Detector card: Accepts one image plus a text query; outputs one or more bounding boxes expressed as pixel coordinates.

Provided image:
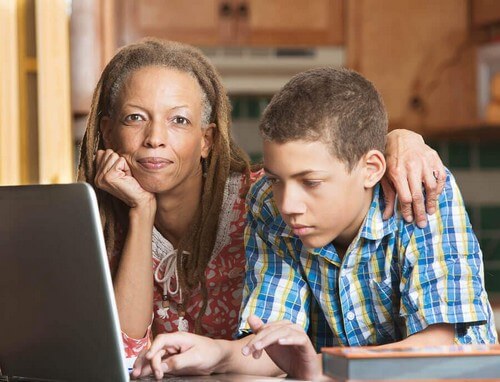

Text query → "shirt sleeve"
[238,178,311,336]
[122,324,152,358]
[399,169,493,341]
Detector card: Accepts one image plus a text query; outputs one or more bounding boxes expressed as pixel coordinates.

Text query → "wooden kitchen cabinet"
[117,0,344,47]
[347,0,477,135]
[472,0,500,29]
[117,0,231,47]
[236,0,344,46]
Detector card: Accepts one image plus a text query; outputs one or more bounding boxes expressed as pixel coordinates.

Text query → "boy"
[133,68,497,380]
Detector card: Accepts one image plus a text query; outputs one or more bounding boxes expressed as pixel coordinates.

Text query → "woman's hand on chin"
[95,149,156,209]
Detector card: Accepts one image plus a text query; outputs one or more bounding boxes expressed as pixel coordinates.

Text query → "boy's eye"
[303,180,321,188]
[123,114,145,123]
[173,116,189,125]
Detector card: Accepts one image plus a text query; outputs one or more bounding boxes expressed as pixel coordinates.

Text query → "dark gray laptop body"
[0,183,128,382]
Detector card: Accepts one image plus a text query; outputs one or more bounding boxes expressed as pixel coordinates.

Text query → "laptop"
[0,183,129,382]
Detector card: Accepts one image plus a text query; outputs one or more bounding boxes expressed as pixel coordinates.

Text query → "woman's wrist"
[387,128,424,147]
[129,197,156,225]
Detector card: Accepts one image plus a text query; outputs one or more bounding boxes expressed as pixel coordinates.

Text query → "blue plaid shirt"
[239,170,498,350]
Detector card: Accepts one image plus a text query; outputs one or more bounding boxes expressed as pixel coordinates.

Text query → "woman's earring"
[202,157,208,178]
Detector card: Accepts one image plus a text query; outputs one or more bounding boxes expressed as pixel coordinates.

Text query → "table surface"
[2,373,499,381]
[132,375,311,381]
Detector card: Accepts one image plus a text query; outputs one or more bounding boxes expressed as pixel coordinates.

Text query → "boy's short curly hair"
[259,67,388,171]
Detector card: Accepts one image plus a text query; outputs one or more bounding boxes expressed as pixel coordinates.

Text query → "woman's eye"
[124,114,144,123]
[173,116,189,125]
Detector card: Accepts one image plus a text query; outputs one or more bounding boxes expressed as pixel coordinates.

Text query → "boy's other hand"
[242,315,320,381]
[131,332,225,380]
[383,129,446,228]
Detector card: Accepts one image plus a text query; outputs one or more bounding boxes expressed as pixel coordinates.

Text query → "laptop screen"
[0,183,128,382]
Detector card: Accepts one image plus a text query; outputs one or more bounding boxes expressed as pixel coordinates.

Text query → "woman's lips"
[137,157,171,170]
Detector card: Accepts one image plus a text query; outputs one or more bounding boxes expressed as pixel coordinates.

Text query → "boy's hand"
[383,129,446,228]
[131,332,225,379]
[242,315,320,381]
[95,149,155,209]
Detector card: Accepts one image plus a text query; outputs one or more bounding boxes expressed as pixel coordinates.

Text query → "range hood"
[201,46,345,94]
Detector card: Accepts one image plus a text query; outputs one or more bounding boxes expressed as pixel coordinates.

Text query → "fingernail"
[241,346,249,356]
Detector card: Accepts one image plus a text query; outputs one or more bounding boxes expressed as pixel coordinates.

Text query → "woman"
[77,38,445,359]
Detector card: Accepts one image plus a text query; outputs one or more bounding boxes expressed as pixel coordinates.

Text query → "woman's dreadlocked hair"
[77,38,251,333]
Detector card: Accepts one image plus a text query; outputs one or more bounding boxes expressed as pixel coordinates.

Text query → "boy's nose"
[278,188,306,216]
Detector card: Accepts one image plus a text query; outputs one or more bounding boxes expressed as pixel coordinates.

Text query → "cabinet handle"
[238,3,249,17]
[220,2,232,17]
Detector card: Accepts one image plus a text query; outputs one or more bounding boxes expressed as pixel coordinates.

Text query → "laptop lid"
[0,183,128,382]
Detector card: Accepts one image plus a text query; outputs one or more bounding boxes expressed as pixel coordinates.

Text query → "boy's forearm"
[214,337,283,376]
[377,323,455,349]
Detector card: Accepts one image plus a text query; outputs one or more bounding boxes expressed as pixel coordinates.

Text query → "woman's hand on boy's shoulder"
[242,315,321,381]
[383,129,446,228]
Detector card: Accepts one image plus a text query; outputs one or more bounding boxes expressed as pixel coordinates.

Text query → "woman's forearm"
[113,204,156,339]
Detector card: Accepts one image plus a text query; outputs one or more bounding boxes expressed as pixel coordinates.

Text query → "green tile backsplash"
[231,98,241,119]
[429,140,500,171]
[230,96,270,120]
[480,206,500,230]
[479,142,500,168]
[448,141,471,169]
[248,98,260,119]
[485,270,500,293]
[480,237,500,261]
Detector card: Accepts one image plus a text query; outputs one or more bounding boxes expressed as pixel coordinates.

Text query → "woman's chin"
[136,179,172,194]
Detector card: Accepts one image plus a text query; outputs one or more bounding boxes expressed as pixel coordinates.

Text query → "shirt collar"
[358,183,398,241]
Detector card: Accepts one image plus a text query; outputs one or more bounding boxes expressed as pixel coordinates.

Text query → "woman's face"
[101,66,214,194]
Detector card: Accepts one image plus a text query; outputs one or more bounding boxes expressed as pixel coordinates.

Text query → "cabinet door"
[472,0,500,28]
[240,0,344,46]
[116,0,343,47]
[117,0,234,46]
[348,0,477,134]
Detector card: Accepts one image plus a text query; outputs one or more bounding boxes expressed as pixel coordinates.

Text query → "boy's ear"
[100,117,112,148]
[363,149,386,188]
[201,123,215,159]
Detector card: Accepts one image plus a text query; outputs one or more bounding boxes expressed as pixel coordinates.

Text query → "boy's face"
[263,139,375,250]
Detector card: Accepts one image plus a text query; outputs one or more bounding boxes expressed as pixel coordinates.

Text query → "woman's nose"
[144,121,166,148]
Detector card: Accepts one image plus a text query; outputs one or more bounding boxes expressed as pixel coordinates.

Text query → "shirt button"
[346,311,355,321]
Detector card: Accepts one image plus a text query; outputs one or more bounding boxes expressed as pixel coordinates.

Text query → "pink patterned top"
[114,172,259,358]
